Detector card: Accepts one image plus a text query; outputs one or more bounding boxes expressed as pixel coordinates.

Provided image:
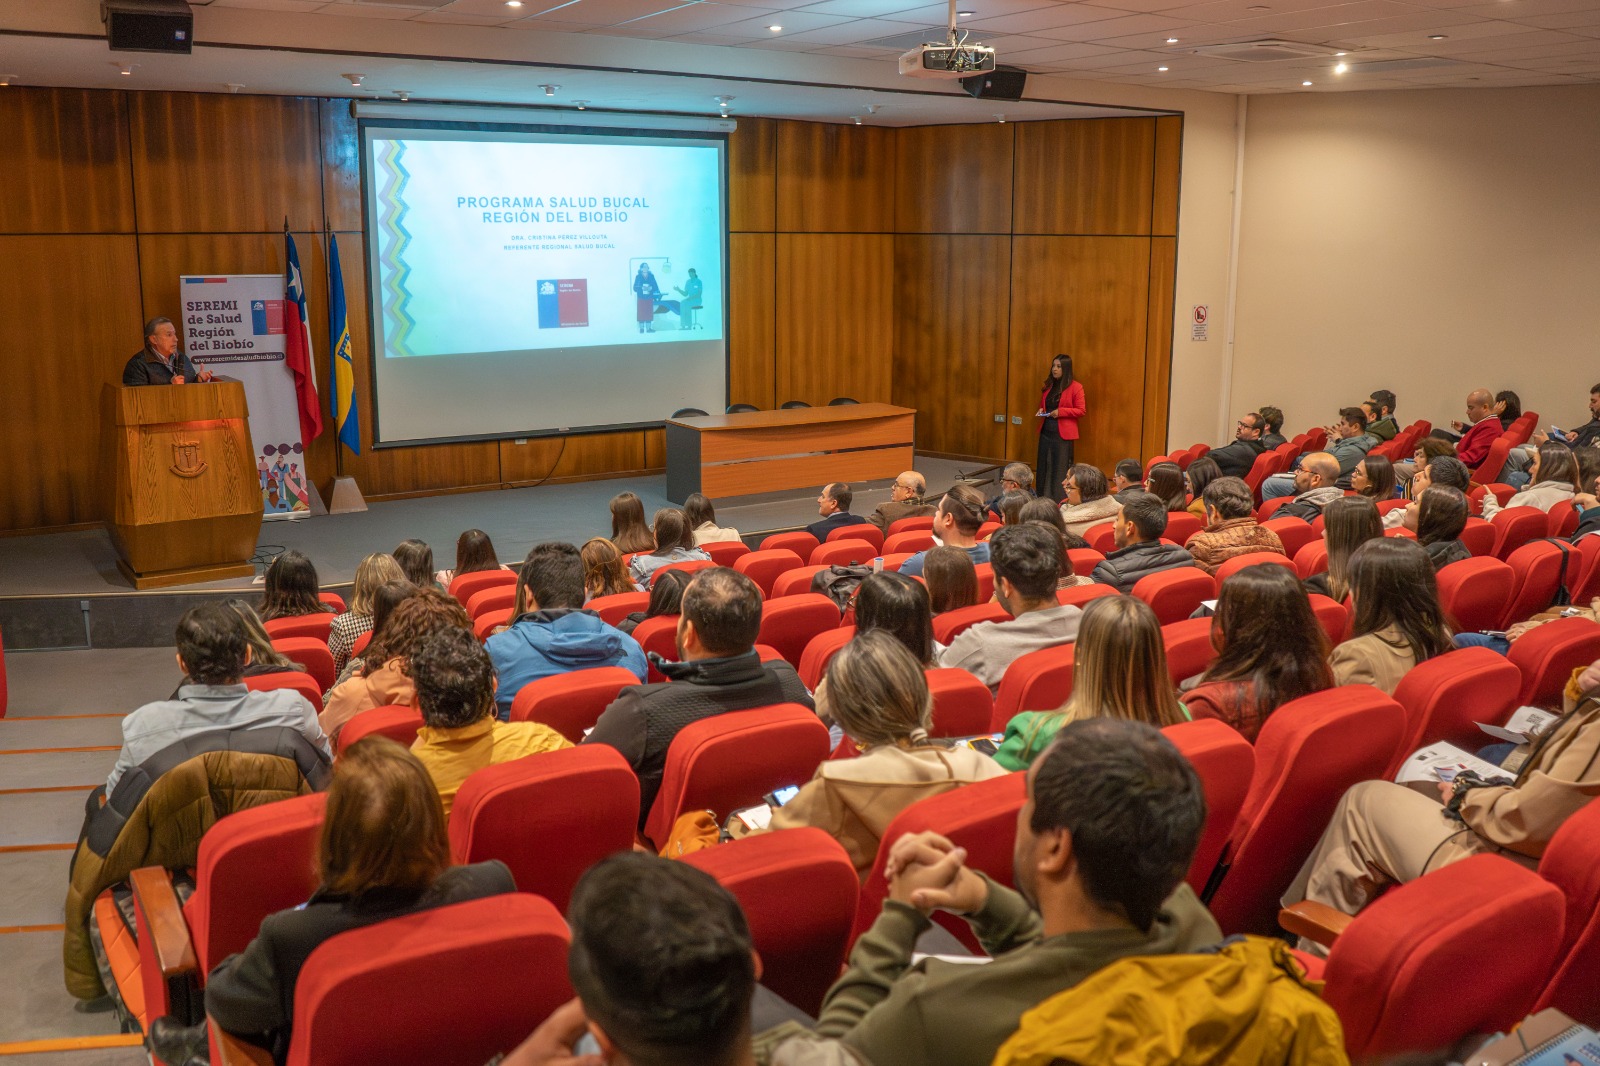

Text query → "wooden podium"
[103,381,263,590]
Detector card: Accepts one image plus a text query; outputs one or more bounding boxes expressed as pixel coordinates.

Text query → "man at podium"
[122,316,213,386]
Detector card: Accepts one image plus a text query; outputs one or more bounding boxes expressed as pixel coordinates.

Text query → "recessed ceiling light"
[958,9,974,15]
[540,83,559,96]
[1429,33,1447,39]
[506,0,523,6]
[994,113,1006,123]
[852,115,862,124]
[574,99,588,109]
[1166,36,1178,43]
[1334,61,1348,73]
[1335,51,1346,56]
[0,75,15,86]
[768,23,782,31]
[119,65,133,76]
[1248,5,1269,10]
[1157,65,1169,71]
[1302,79,1313,85]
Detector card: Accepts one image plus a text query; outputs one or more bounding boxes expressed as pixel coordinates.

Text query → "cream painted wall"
[1229,85,1600,445]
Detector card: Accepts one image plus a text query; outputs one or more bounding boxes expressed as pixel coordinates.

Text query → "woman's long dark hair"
[260,550,333,621]
[1203,565,1332,721]
[683,493,717,530]
[1415,486,1468,547]
[1186,456,1223,502]
[609,492,655,553]
[1355,454,1396,500]
[1347,538,1454,663]
[453,529,500,577]
[854,572,935,666]
[1146,462,1188,512]
[1042,354,1072,410]
[392,539,436,589]
[1322,496,1383,602]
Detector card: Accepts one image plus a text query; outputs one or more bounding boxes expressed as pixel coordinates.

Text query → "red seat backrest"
[1066,547,1105,576]
[474,607,512,641]
[1535,796,1600,1025]
[1211,551,1295,593]
[285,894,572,1066]
[1056,584,1120,610]
[507,666,641,742]
[465,585,516,620]
[1459,517,1496,557]
[448,745,638,913]
[884,529,935,554]
[827,523,884,552]
[448,568,516,605]
[1472,437,1512,485]
[703,540,752,567]
[262,613,334,644]
[926,668,995,738]
[1255,496,1294,520]
[1548,499,1579,538]
[335,704,423,756]
[798,625,856,690]
[1084,523,1116,554]
[991,643,1075,730]
[318,592,347,613]
[1292,539,1329,579]
[1569,534,1600,606]
[1206,685,1405,935]
[1307,593,1348,646]
[1385,647,1522,777]
[772,564,830,599]
[271,637,337,693]
[1131,567,1214,625]
[244,670,323,713]
[1506,616,1600,707]
[760,531,820,558]
[1500,540,1573,629]
[887,515,935,537]
[643,703,830,846]
[932,601,1010,645]
[1163,512,1203,545]
[1322,854,1564,1061]
[632,614,680,681]
[1260,517,1317,561]
[810,539,877,567]
[1162,719,1254,895]
[1491,505,1549,560]
[1162,617,1217,685]
[653,558,717,586]
[1436,556,1515,633]
[588,590,650,626]
[734,548,804,596]
[973,562,996,601]
[976,520,1002,542]
[350,631,372,658]
[757,595,842,666]
[684,828,858,1017]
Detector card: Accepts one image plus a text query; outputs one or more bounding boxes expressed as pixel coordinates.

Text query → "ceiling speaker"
[961,67,1026,101]
[103,0,194,54]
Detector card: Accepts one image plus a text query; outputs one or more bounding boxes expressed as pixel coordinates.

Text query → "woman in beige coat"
[1328,538,1454,695]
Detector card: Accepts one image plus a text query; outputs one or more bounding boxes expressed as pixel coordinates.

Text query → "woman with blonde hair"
[994,595,1187,770]
[581,537,635,600]
[328,552,406,673]
[608,491,656,554]
[320,587,474,740]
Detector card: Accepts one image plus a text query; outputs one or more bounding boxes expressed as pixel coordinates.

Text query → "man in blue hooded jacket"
[486,542,647,719]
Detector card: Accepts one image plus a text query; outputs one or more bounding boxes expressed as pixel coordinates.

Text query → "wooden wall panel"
[1152,116,1183,238]
[895,124,1015,235]
[0,235,143,529]
[775,123,895,233]
[892,235,1010,458]
[729,117,777,233]
[1012,118,1156,236]
[0,89,134,234]
[1143,237,1177,460]
[129,93,324,234]
[321,99,363,234]
[1005,236,1152,472]
[775,234,894,406]
[729,232,777,411]
[500,431,647,485]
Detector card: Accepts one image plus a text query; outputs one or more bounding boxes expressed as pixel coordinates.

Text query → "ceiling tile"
[760,16,928,40]
[315,2,428,16]
[1457,0,1600,16]
[1150,0,1360,23]
[210,0,328,11]
[1005,40,1130,60]
[1516,7,1600,26]
[436,0,539,14]
[792,0,930,15]
[415,9,521,21]
[715,9,858,33]
[961,3,1131,33]
[620,1,779,29]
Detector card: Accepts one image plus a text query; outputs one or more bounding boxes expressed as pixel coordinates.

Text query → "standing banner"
[178,274,316,519]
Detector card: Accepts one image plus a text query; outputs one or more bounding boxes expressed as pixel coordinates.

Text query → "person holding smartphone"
[1035,354,1084,504]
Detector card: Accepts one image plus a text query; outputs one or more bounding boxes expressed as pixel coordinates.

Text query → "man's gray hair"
[1002,462,1034,491]
[144,316,174,340]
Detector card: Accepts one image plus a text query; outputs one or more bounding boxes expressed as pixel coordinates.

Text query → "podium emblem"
[170,440,208,478]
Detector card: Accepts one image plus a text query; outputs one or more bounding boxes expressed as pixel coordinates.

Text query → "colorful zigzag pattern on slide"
[376,139,418,358]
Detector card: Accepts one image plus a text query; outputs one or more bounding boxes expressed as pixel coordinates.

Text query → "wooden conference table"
[664,403,916,502]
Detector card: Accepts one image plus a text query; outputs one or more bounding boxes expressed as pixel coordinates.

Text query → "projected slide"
[360,125,728,446]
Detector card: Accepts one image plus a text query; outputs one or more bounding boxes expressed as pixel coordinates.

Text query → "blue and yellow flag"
[327,237,361,455]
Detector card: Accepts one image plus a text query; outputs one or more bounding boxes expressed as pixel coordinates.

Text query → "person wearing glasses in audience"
[871,470,938,536]
[1207,412,1268,479]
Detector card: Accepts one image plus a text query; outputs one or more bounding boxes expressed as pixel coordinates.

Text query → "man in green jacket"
[760,718,1223,1066]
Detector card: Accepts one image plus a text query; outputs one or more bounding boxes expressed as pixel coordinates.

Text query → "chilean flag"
[284,228,323,443]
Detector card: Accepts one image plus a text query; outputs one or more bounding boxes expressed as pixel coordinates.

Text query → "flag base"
[328,476,368,514]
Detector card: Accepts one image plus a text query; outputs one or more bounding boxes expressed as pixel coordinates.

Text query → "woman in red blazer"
[1036,354,1085,503]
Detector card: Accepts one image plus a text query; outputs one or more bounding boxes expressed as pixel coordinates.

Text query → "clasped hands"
[884,831,990,916]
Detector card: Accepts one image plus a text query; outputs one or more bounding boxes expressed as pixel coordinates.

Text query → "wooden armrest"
[1278,900,1353,948]
[130,866,197,978]
[210,1023,275,1066]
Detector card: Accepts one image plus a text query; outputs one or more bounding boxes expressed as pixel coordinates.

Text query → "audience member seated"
[1571,459,1600,541]
[488,542,647,719]
[502,853,757,1066]
[1494,389,1523,433]
[756,632,1007,877]
[1258,405,1287,449]
[805,482,872,542]
[854,571,938,665]
[1144,461,1189,513]
[1304,496,1381,599]
[1283,661,1600,947]
[983,463,1034,520]
[1363,389,1399,442]
[899,484,991,578]
[584,568,813,826]
[617,568,691,636]
[320,588,473,741]
[941,524,1081,693]
[628,508,713,590]
[873,469,938,534]
[194,738,515,1063]
[1422,388,1499,476]
[258,550,334,622]
[1057,464,1122,537]
[609,490,657,554]
[1185,457,1223,521]
[1269,451,1344,521]
[331,580,415,688]
[409,627,571,815]
[1386,454,1471,528]
[1208,412,1268,479]
[1350,453,1396,501]
[994,596,1185,770]
[581,537,635,600]
[685,492,742,545]
[1181,565,1332,742]
[1089,491,1195,593]
[1262,407,1374,501]
[996,491,1029,526]
[181,600,304,694]
[1329,538,1453,694]
[1509,382,1600,483]
[1187,477,1286,576]
[435,528,508,586]
[1400,437,1457,498]
[1412,486,1472,571]
[107,603,329,797]
[393,538,441,591]
[1481,440,1580,518]
[1110,459,1144,503]
[763,719,1219,1066]
[1023,508,1094,590]
[329,552,407,673]
[923,545,980,615]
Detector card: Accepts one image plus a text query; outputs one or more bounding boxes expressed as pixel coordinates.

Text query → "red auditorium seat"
[976,520,1002,541]
[1436,556,1515,633]
[760,531,820,558]
[1374,498,1410,517]
[1547,499,1579,537]
[1131,567,1215,625]
[1384,647,1522,777]
[758,594,841,666]
[1162,719,1254,894]
[1162,512,1203,545]
[772,564,830,599]
[734,548,804,596]
[465,584,515,620]
[1507,616,1600,707]
[127,793,326,1030]
[335,705,423,756]
[1162,617,1217,685]
[507,666,641,742]
[1500,540,1574,628]
[884,529,935,554]
[217,894,573,1066]
[798,625,856,689]
[1471,436,1512,485]
[269,636,337,692]
[1459,516,1496,557]
[1307,593,1348,646]
[262,613,333,644]
[1056,584,1120,610]
[588,590,649,626]
[880,552,913,572]
[1569,534,1600,605]
[810,539,878,567]
[449,745,637,913]
[887,514,935,537]
[684,828,858,1017]
[632,614,680,681]
[702,540,751,566]
[1084,523,1116,554]
[1285,855,1564,1063]
[317,592,346,613]
[1242,451,1277,502]
[1490,505,1549,560]
[1255,496,1294,520]
[827,523,884,552]
[447,568,516,605]
[350,631,372,658]
[642,703,830,848]
[932,602,1009,645]
[244,670,323,713]
[653,558,717,585]
[473,608,512,641]
[1533,796,1600,1025]
[990,644,1075,729]
[1261,517,1318,561]
[1384,527,1416,540]
[755,644,786,664]
[1294,539,1329,578]
[1210,551,1296,593]
[1066,547,1105,576]
[973,562,996,601]
[926,668,994,738]
[1204,685,1405,936]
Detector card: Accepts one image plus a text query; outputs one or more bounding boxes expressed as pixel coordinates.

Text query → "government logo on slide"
[537,279,589,329]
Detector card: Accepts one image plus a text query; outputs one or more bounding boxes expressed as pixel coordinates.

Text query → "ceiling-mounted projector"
[899,42,996,79]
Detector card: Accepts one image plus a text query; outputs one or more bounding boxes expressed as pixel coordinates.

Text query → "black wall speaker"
[103,0,194,54]
[961,66,1027,101]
